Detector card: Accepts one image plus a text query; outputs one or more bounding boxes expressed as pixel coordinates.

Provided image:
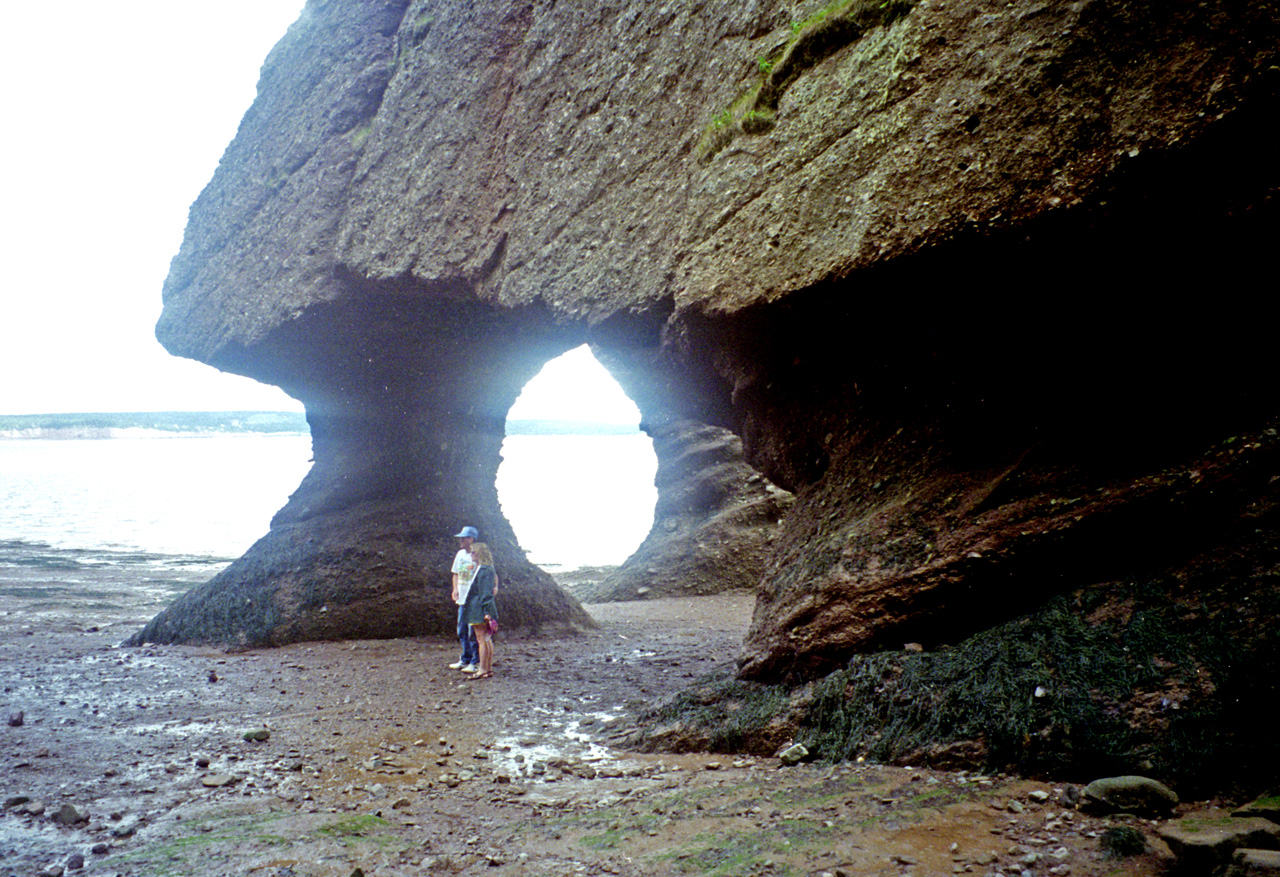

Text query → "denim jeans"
[457,606,478,666]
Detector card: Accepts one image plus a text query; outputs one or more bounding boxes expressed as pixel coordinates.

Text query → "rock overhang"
[147,0,1280,690]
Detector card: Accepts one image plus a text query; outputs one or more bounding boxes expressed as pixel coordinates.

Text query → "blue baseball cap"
[454,526,479,540]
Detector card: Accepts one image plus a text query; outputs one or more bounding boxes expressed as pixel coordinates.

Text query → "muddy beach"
[2,560,1172,877]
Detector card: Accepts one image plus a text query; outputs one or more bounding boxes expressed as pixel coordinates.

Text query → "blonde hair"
[470,542,494,566]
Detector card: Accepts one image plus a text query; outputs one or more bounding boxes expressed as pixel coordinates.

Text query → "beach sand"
[1,561,1170,876]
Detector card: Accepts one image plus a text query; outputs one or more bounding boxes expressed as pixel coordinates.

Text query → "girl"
[462,542,499,679]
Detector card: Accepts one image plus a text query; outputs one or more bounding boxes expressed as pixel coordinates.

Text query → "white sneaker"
[448,661,465,669]
[460,664,479,673]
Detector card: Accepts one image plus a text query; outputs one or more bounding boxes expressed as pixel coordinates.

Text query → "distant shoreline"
[0,412,640,439]
[0,427,310,440]
[0,411,309,440]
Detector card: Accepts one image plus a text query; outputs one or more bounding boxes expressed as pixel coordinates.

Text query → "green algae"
[696,0,918,160]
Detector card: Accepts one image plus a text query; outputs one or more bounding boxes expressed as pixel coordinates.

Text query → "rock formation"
[138,0,1279,782]
[569,416,793,603]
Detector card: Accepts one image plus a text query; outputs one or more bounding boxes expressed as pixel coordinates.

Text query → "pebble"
[52,803,87,825]
[8,710,24,727]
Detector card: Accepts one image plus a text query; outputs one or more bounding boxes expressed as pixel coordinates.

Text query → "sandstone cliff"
[139,0,1278,785]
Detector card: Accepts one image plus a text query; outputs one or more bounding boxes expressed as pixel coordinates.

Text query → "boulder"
[1236,797,1280,825]
[1158,811,1280,870]
[1082,776,1179,816]
[1235,849,1280,874]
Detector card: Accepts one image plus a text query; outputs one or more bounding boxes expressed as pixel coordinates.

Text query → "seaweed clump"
[796,561,1280,796]
[632,534,1280,799]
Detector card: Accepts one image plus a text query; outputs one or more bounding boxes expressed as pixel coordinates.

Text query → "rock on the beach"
[1233,850,1280,870]
[1236,797,1280,824]
[1158,811,1280,870]
[1236,849,1280,873]
[779,744,809,766]
[51,804,88,825]
[1082,775,1179,815]
[7,710,23,727]
[111,814,141,837]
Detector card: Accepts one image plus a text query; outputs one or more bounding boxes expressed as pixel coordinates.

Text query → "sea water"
[0,432,656,579]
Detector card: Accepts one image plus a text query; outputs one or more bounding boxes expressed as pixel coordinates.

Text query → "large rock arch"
[134,0,1279,748]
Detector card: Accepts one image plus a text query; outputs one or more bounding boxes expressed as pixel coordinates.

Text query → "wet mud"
[1,562,1174,876]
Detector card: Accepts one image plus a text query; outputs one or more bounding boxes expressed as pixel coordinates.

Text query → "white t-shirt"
[451,549,478,605]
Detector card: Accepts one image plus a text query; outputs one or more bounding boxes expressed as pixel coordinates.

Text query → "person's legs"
[457,607,478,667]
[471,624,493,677]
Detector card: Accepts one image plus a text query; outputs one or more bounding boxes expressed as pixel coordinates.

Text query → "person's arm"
[492,573,499,596]
[451,573,459,604]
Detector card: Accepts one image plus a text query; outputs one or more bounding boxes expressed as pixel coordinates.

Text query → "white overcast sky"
[0,2,306,414]
[0,3,637,424]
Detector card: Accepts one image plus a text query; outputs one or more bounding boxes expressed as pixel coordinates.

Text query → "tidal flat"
[1,560,1171,876]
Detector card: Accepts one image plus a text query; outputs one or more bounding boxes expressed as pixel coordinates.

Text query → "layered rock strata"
[140,0,1278,727]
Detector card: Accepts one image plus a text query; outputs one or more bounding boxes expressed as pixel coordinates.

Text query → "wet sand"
[1,562,1171,876]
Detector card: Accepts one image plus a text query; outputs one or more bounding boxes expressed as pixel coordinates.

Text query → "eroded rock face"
[572,418,793,603]
[145,0,1278,684]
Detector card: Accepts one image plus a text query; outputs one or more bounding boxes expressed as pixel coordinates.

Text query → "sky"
[0,3,638,425]
[508,345,641,425]
[0,3,307,415]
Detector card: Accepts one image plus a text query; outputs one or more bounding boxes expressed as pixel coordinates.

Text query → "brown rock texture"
[571,417,793,602]
[143,0,1278,719]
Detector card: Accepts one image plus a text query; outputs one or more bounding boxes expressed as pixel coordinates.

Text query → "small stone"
[66,853,86,871]
[1028,790,1051,802]
[243,729,270,742]
[392,797,411,810]
[90,843,110,855]
[201,774,236,788]
[779,743,809,766]
[1008,800,1025,813]
[111,815,140,837]
[7,710,23,727]
[52,803,88,825]
[705,761,722,771]
[4,795,31,809]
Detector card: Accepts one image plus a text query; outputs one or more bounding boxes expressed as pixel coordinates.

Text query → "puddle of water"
[488,707,632,780]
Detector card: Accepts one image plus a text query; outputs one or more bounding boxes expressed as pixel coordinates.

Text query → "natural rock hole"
[496,344,658,572]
